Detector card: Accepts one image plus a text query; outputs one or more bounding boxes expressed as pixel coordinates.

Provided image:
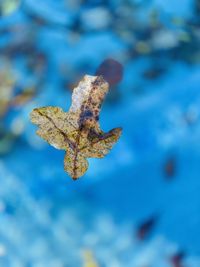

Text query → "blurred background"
[0,0,200,266]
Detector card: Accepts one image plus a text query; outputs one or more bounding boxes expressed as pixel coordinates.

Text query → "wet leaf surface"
[30,75,122,180]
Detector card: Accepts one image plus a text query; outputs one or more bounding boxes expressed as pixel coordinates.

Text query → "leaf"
[30,75,122,180]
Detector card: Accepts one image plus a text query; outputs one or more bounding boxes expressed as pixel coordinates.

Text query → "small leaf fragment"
[30,75,122,180]
[64,149,89,180]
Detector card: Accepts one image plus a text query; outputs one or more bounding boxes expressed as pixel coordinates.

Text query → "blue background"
[0,0,200,266]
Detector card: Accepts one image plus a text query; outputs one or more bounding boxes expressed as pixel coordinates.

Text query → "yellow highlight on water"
[82,250,99,267]
[0,0,21,16]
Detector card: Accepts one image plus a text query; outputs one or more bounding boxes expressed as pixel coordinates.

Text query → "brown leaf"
[30,75,122,180]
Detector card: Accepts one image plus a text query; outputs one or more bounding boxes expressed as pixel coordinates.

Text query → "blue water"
[0,0,200,266]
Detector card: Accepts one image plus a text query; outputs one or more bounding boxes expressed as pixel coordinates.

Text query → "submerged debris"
[136,215,158,240]
[170,251,185,267]
[0,126,16,155]
[0,65,35,118]
[95,58,123,86]
[82,250,99,267]
[0,68,15,117]
[30,75,122,180]
[0,0,21,16]
[164,156,176,179]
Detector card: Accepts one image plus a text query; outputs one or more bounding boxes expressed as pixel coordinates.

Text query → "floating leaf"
[30,75,122,180]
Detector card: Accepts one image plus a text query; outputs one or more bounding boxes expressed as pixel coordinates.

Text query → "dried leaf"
[30,75,122,180]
